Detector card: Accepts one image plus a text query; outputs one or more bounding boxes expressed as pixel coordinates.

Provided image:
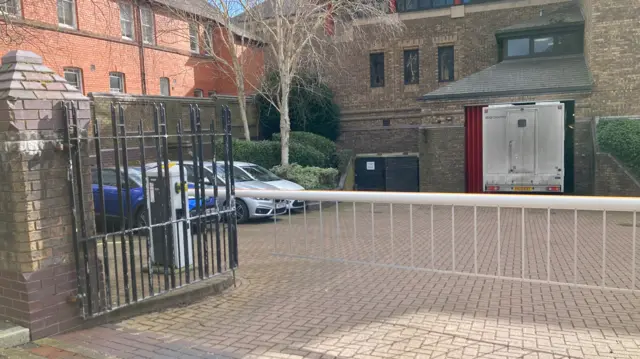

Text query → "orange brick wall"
[0,0,264,97]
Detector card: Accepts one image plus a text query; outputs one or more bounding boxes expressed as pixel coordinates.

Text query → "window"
[63,68,83,93]
[140,6,154,45]
[204,24,213,55]
[506,38,530,57]
[189,23,199,53]
[160,77,170,96]
[370,53,384,88]
[533,36,554,54]
[397,0,466,12]
[0,0,20,16]
[119,2,134,40]
[502,31,584,60]
[403,49,419,85]
[432,0,454,7]
[109,72,125,93]
[438,46,454,82]
[57,0,76,28]
[193,89,203,97]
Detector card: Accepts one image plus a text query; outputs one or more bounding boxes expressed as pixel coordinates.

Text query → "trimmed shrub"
[271,164,339,190]
[215,140,326,169]
[597,119,640,177]
[272,131,337,167]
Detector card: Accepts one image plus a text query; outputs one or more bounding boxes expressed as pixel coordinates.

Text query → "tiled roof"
[419,55,592,101]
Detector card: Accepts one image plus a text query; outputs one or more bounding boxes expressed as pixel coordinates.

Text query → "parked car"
[230,161,306,211]
[151,161,287,224]
[91,167,215,230]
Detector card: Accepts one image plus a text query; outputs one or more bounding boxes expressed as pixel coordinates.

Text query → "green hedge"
[597,119,640,177]
[215,140,326,169]
[272,131,337,167]
[270,164,339,190]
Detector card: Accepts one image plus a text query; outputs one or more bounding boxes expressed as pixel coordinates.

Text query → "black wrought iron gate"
[64,102,238,318]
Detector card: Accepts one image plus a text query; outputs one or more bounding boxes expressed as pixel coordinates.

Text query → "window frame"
[500,30,584,60]
[63,67,83,93]
[119,2,135,40]
[0,0,21,17]
[369,52,385,88]
[57,0,77,29]
[438,46,454,83]
[403,49,419,85]
[139,5,155,45]
[109,72,125,93]
[193,89,204,97]
[203,23,213,55]
[189,23,199,53]
[159,77,170,96]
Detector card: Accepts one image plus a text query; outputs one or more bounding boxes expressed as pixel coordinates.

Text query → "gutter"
[418,85,592,101]
[137,3,147,95]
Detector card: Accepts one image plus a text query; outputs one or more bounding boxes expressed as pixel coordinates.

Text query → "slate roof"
[152,0,262,42]
[419,55,592,101]
[496,2,584,35]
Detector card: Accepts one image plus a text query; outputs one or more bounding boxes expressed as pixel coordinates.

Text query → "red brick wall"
[0,0,264,97]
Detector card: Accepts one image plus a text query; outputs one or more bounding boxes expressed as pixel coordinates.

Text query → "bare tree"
[235,0,403,165]
[153,0,265,141]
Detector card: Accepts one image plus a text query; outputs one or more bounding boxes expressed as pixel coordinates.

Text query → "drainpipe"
[135,2,147,94]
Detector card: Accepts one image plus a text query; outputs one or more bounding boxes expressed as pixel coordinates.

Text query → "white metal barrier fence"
[198,189,640,292]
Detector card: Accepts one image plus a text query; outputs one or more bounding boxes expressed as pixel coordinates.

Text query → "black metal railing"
[64,102,238,318]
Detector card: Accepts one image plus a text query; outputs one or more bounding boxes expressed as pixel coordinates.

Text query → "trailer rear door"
[507,109,536,174]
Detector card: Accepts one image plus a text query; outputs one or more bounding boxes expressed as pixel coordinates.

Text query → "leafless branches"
[235,0,403,165]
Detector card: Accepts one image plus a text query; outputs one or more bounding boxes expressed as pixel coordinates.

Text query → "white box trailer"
[482,102,565,193]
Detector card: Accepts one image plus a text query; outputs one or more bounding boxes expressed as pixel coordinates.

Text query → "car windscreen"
[241,165,280,182]
[128,168,143,187]
[207,165,253,183]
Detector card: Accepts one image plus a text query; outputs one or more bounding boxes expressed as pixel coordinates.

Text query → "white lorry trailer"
[482,102,565,193]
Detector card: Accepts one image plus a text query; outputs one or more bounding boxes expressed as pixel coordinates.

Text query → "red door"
[464,106,486,193]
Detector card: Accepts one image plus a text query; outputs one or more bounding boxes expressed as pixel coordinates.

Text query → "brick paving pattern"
[2,202,640,358]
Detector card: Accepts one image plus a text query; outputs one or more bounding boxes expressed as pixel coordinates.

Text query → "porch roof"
[418,55,592,101]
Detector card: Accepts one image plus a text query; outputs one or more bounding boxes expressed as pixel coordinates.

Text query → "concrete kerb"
[79,273,234,331]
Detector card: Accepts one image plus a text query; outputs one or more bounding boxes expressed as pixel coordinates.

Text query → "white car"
[227,161,306,211]
[153,161,287,224]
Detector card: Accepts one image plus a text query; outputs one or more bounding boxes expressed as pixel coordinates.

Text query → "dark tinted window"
[506,38,530,57]
[438,46,454,82]
[403,49,419,85]
[102,169,118,186]
[370,53,385,88]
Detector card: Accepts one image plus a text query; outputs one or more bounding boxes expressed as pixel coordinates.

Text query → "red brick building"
[0,0,264,97]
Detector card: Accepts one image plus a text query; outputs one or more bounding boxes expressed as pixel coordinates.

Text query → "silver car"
[181,161,287,224]
[223,161,306,211]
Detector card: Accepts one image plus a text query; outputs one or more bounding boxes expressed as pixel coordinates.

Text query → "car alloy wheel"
[234,200,249,224]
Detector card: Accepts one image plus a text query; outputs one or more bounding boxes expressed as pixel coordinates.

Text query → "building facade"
[330,0,639,149]
[328,0,640,193]
[0,0,264,97]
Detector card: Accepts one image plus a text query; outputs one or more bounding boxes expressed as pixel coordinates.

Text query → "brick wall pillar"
[0,50,94,339]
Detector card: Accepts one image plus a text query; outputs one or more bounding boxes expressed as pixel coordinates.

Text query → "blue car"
[91,167,215,229]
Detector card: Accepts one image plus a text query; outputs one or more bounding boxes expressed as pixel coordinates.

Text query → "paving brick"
[7,204,640,359]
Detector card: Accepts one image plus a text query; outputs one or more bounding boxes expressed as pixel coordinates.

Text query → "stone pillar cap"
[1,50,44,65]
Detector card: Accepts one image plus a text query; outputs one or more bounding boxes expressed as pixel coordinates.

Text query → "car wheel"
[134,207,148,230]
[235,200,249,224]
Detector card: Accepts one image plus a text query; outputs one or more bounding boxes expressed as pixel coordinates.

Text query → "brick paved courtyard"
[2,202,640,358]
